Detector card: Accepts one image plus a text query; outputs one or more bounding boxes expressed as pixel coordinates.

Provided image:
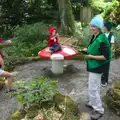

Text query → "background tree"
[110,0,120,24]
[102,0,120,24]
[57,0,75,35]
[0,0,58,38]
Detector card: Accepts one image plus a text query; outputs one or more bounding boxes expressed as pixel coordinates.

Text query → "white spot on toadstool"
[63,48,75,55]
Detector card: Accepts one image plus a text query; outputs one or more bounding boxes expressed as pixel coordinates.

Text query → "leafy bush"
[89,0,109,15]
[13,22,49,44]
[0,25,14,40]
[4,40,47,57]
[74,22,83,41]
[102,0,120,24]
[14,77,58,106]
[3,22,50,58]
[111,26,120,50]
[109,26,120,58]
[73,22,92,48]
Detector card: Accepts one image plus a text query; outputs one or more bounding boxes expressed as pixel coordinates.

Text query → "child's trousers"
[88,72,104,114]
[49,44,61,53]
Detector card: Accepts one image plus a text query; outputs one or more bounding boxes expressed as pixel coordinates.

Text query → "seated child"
[48,27,61,53]
[0,37,14,93]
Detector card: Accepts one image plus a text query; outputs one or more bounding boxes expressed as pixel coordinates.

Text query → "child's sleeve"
[111,35,115,43]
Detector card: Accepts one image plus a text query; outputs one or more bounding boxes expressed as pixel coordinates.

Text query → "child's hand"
[83,48,87,52]
[54,38,56,42]
[51,36,55,40]
[85,54,94,59]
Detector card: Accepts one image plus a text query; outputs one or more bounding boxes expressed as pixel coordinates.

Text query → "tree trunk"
[57,0,75,35]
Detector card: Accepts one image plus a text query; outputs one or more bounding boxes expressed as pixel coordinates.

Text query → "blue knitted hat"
[90,15,104,29]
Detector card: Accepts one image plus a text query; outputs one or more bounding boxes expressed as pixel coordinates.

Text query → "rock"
[53,93,80,120]
[0,77,5,90]
[105,80,120,116]
[8,104,39,120]
[8,92,80,120]
[25,104,40,119]
[8,109,26,120]
[80,112,91,120]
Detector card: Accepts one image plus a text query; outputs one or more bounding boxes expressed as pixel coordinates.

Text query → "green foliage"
[5,40,47,57]
[110,0,120,24]
[0,25,14,40]
[74,22,91,48]
[8,110,26,120]
[0,0,58,39]
[89,0,108,15]
[2,22,50,70]
[65,0,75,35]
[0,0,27,27]
[57,0,75,35]
[102,0,120,24]
[14,76,58,106]
[112,26,120,50]
[13,22,49,44]
[105,81,120,116]
[3,22,49,57]
[0,0,58,27]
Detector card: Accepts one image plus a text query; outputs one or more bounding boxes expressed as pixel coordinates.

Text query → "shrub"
[3,22,51,58]
[0,25,14,40]
[4,40,47,57]
[13,22,50,44]
[113,25,120,50]
[102,0,120,24]
[14,76,58,107]
[73,22,92,48]
[89,0,108,15]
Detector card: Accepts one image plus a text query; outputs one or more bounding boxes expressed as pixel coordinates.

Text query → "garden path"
[0,59,120,120]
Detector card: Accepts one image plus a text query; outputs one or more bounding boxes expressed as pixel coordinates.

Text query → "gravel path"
[0,59,120,120]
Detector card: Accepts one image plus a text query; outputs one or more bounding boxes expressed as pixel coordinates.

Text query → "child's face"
[103,27,108,33]
[90,25,100,34]
[52,30,56,36]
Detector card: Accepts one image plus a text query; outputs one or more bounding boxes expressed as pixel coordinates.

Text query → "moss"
[54,93,80,120]
[41,100,55,109]
[8,110,26,120]
[105,81,120,116]
[25,104,40,119]
[113,81,120,89]
[8,93,80,120]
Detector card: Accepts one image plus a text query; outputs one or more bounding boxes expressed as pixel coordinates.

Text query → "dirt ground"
[0,59,120,120]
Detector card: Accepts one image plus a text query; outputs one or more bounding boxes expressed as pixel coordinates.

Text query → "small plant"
[14,76,58,107]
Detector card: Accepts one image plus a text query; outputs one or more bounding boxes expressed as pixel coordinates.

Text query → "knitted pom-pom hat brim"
[90,15,104,29]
